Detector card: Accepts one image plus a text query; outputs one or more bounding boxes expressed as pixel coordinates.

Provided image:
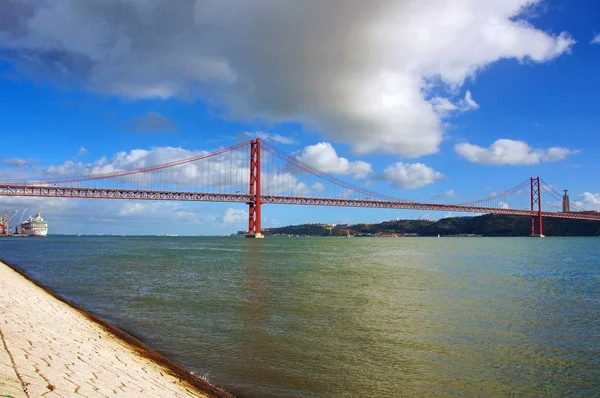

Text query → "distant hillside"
[261,214,600,237]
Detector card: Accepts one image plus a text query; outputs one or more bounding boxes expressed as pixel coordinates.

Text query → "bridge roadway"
[2,184,600,222]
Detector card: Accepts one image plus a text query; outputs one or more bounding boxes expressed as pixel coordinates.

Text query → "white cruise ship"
[22,213,48,236]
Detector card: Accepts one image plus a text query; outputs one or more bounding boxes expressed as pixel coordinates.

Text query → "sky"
[0,0,599,235]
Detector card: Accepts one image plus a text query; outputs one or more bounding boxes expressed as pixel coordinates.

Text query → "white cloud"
[40,146,253,190]
[33,141,363,199]
[544,147,580,162]
[432,190,456,199]
[430,97,459,116]
[0,169,33,180]
[0,194,214,235]
[260,172,315,196]
[240,131,297,145]
[222,208,247,223]
[573,192,600,211]
[382,162,443,189]
[461,91,480,111]
[499,201,509,209]
[592,34,600,44]
[454,139,578,165]
[312,182,325,192]
[77,146,87,157]
[119,202,160,216]
[431,91,479,117]
[264,218,280,227]
[0,157,38,168]
[545,200,561,209]
[0,196,77,216]
[0,0,574,157]
[297,142,373,179]
[29,144,326,197]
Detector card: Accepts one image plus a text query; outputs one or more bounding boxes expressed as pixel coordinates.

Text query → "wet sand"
[0,260,231,397]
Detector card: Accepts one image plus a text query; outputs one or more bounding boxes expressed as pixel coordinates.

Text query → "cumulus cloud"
[0,194,214,235]
[431,190,456,199]
[260,172,326,196]
[0,157,38,168]
[592,34,600,44]
[454,139,578,165]
[573,193,600,211]
[115,201,212,224]
[119,202,160,216]
[130,112,178,133]
[382,162,443,189]
[77,146,87,157]
[296,142,373,179]
[44,147,199,177]
[264,217,280,227]
[431,91,479,117]
[222,208,247,223]
[461,91,480,111]
[0,196,79,223]
[312,182,325,192]
[40,146,255,192]
[0,168,33,180]
[238,131,297,144]
[0,0,574,157]
[38,145,326,196]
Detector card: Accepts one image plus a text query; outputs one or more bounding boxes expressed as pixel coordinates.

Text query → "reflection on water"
[1,236,599,397]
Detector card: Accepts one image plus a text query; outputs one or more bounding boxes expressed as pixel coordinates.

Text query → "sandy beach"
[0,260,230,397]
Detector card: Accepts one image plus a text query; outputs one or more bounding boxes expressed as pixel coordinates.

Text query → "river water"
[0,236,598,397]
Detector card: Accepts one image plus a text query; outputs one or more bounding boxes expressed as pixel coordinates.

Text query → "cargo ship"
[21,213,48,236]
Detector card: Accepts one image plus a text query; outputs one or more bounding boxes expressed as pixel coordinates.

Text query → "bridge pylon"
[246,138,264,239]
[530,176,544,237]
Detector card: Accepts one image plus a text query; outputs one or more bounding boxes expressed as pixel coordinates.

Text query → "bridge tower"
[530,176,544,237]
[246,138,264,238]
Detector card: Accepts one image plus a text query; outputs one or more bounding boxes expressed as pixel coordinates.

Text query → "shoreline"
[0,259,232,397]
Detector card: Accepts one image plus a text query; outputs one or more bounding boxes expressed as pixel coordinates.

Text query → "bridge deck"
[2,184,599,221]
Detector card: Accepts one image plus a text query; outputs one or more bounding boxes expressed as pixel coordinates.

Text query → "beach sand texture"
[0,261,228,397]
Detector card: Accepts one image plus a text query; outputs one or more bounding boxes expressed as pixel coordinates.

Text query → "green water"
[1,236,599,397]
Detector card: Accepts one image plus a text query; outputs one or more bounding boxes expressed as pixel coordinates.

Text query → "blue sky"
[0,0,599,235]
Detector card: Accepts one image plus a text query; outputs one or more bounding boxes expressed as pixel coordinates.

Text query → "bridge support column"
[246,138,264,239]
[530,176,544,237]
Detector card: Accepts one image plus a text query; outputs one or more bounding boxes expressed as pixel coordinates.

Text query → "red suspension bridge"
[1,138,599,237]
